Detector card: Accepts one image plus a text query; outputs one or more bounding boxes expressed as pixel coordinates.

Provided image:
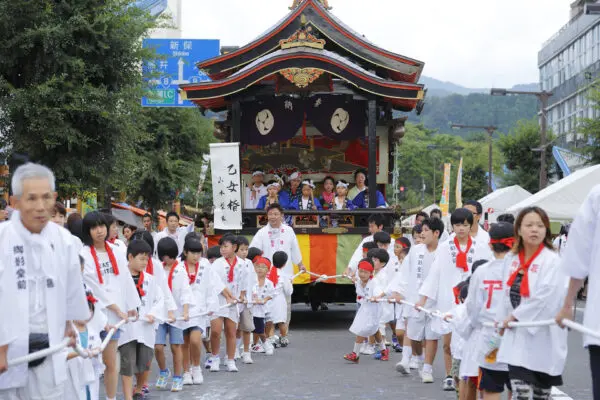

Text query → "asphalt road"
[105,302,592,400]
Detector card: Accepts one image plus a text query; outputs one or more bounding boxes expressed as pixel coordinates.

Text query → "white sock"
[353,343,361,354]
[376,341,385,351]
[423,363,433,373]
[402,346,412,361]
[418,353,424,362]
[236,338,242,348]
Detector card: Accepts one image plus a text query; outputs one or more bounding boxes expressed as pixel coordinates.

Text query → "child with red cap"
[344,259,385,364]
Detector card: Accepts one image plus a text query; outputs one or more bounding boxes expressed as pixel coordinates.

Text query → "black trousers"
[591,345,600,400]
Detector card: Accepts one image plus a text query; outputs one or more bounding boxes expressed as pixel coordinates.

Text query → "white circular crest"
[256,109,274,135]
[331,108,350,133]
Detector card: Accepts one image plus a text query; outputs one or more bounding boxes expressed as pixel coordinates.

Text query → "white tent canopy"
[506,164,600,221]
[478,185,532,223]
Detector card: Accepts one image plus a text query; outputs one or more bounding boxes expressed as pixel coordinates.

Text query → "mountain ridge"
[420,76,540,98]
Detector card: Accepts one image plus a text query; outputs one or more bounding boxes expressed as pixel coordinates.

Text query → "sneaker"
[209,356,220,372]
[191,366,203,385]
[241,352,253,364]
[155,369,170,389]
[343,351,359,363]
[234,348,241,360]
[380,348,390,361]
[279,336,289,347]
[409,356,422,370]
[132,393,144,400]
[361,344,376,355]
[392,342,402,353]
[141,385,150,396]
[373,349,382,360]
[204,356,212,370]
[395,359,411,375]
[422,370,434,384]
[264,341,274,356]
[170,376,183,392]
[251,343,265,353]
[442,376,455,391]
[182,371,193,385]
[226,359,238,372]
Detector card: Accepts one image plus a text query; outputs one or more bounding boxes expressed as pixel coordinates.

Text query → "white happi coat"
[251,279,275,318]
[0,212,89,391]
[250,224,303,277]
[186,259,223,331]
[349,279,384,337]
[146,257,177,316]
[496,248,568,376]
[119,272,169,349]
[239,258,258,314]
[560,184,600,348]
[64,324,103,400]
[462,258,509,372]
[389,243,437,319]
[210,256,248,321]
[372,267,393,323]
[347,235,396,275]
[245,184,267,209]
[80,243,140,326]
[154,225,193,256]
[267,268,293,324]
[420,237,492,316]
[164,262,194,330]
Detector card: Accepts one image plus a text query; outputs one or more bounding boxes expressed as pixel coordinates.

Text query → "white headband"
[301,180,315,189]
[252,170,264,177]
[267,182,281,189]
[336,181,349,188]
[289,172,301,180]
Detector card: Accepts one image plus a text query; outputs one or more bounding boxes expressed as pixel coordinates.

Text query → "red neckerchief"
[146,258,154,275]
[507,243,545,298]
[166,260,179,292]
[108,237,116,244]
[267,266,279,287]
[322,191,334,205]
[226,257,237,283]
[90,242,120,284]
[452,285,461,304]
[185,261,199,285]
[135,271,146,297]
[453,236,472,272]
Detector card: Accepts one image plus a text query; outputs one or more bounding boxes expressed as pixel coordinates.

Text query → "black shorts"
[253,317,266,334]
[508,365,562,389]
[479,368,512,393]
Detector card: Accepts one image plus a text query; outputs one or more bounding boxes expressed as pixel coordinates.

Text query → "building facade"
[538,0,600,146]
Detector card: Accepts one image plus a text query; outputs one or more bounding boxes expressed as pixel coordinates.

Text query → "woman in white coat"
[80,212,140,400]
[496,206,568,400]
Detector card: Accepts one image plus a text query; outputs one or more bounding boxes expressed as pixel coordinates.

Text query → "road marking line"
[551,387,574,399]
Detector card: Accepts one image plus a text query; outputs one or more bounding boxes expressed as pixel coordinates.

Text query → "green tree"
[498,119,554,193]
[130,108,214,210]
[0,0,159,195]
[578,82,600,164]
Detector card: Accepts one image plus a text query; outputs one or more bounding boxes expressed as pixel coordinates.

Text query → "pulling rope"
[303,270,353,283]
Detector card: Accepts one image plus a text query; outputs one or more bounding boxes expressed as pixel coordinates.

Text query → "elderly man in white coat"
[0,163,89,400]
[249,204,305,328]
[556,184,600,400]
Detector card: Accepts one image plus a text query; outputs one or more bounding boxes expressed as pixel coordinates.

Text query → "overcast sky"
[181,0,573,88]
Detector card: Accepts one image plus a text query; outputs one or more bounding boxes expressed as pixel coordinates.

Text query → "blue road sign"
[142,38,220,107]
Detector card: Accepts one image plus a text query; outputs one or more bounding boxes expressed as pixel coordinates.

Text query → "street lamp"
[451,124,497,194]
[426,145,464,203]
[490,88,553,190]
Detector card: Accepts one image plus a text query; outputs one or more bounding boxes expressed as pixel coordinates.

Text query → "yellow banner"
[440,163,451,216]
[456,157,463,209]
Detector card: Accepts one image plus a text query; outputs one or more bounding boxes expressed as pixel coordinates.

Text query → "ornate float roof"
[180,0,426,113]
[196,0,424,83]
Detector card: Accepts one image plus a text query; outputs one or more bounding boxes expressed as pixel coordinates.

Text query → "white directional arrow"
[172,57,190,104]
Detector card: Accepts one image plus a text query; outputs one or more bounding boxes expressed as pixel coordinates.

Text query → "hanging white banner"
[209,143,242,230]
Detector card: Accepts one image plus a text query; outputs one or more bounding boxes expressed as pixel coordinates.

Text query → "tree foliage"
[497,119,554,193]
[395,123,504,210]
[130,108,214,210]
[407,93,538,135]
[0,0,157,192]
[578,81,600,164]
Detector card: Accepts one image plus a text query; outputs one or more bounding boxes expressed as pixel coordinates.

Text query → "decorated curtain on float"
[207,234,363,285]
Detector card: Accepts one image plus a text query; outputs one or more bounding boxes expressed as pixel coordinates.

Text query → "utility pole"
[451,124,498,194]
[491,88,553,190]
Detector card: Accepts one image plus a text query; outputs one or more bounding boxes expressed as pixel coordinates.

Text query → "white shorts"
[407,315,441,341]
[270,295,287,325]
[0,358,64,400]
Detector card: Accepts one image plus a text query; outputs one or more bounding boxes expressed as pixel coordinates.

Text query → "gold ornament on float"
[279,68,324,88]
